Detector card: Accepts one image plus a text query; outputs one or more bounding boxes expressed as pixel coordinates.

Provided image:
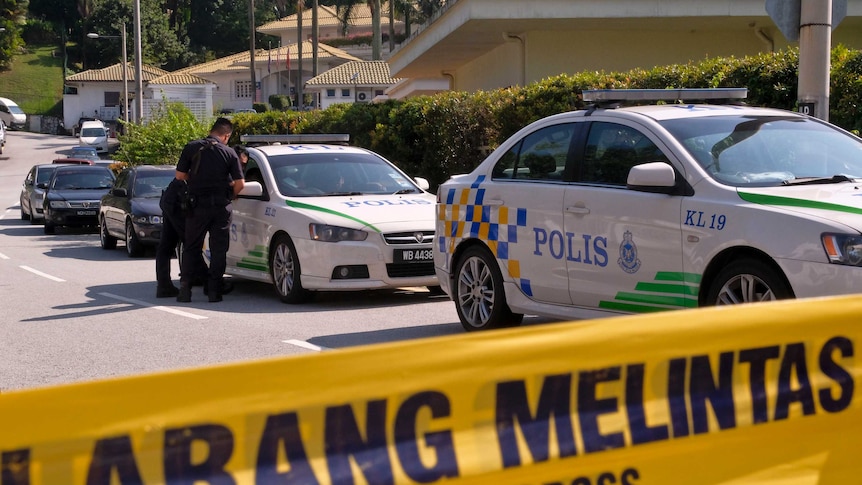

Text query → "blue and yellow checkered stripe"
[438,176,534,296]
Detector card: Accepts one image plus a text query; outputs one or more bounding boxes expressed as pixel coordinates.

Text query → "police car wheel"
[270,234,311,304]
[100,217,117,250]
[454,245,523,331]
[707,259,792,305]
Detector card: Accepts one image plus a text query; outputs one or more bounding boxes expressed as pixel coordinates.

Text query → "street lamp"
[88,24,129,124]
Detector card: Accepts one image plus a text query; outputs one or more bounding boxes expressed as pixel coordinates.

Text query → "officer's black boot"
[177,283,192,302]
[207,278,223,302]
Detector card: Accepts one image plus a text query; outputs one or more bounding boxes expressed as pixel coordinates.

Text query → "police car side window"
[582,122,667,186]
[491,124,575,181]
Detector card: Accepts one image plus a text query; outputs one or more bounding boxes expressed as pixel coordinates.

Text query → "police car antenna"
[239,134,351,146]
[582,88,748,110]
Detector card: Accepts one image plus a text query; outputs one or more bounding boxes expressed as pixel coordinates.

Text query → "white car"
[224,135,438,302]
[435,88,862,331]
[78,120,109,153]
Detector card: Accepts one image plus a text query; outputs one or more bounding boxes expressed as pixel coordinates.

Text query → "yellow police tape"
[1,295,860,484]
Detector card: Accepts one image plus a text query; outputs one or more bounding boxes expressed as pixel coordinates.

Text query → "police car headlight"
[821,233,862,266]
[49,201,70,208]
[309,223,368,242]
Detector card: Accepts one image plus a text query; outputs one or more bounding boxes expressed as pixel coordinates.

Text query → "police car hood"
[286,194,437,231]
[738,184,862,231]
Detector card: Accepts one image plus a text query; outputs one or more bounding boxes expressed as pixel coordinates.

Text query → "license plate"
[394,248,433,263]
[76,210,96,216]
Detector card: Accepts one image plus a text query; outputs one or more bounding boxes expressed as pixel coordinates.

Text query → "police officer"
[175,118,245,302]
[154,178,207,297]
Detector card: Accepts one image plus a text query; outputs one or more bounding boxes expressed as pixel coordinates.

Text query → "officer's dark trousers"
[181,200,231,293]
[156,212,206,287]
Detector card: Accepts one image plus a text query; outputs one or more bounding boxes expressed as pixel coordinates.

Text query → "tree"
[0,0,29,70]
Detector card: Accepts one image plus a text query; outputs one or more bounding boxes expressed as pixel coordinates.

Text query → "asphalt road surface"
[0,131,564,392]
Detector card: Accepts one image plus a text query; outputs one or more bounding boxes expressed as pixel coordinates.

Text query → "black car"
[99,165,175,257]
[42,165,115,234]
[20,164,61,224]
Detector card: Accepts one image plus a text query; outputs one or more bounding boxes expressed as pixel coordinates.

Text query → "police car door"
[564,120,687,313]
[226,155,271,281]
[487,122,577,305]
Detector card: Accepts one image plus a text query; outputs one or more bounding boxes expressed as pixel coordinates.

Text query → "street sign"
[765,0,847,41]
[798,102,816,115]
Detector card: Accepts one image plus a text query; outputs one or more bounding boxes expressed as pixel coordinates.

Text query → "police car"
[225,134,438,302]
[435,88,862,331]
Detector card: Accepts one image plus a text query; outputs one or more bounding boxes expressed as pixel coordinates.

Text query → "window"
[104,91,120,106]
[491,124,575,181]
[326,89,336,97]
[581,122,667,185]
[235,80,253,99]
[341,89,351,97]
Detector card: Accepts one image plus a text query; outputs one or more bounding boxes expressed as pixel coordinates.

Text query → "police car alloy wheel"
[454,246,523,331]
[270,234,310,303]
[707,259,792,305]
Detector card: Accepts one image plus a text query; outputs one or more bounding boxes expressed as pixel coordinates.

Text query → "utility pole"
[249,0,257,104]
[296,0,303,109]
[133,0,143,123]
[312,0,319,108]
[798,0,832,121]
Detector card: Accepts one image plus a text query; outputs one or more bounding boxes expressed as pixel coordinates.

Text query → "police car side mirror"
[414,177,430,191]
[238,181,263,197]
[627,162,677,194]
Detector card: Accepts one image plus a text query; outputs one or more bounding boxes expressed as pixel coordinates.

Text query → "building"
[306,60,401,109]
[386,0,862,97]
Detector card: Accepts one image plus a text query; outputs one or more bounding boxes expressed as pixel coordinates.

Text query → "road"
[0,132,553,392]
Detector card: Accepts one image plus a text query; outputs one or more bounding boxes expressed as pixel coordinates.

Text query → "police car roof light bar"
[582,88,748,104]
[240,134,351,145]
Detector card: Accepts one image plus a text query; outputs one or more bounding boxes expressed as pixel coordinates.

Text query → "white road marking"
[0,252,9,260]
[282,339,326,351]
[99,292,208,320]
[20,265,66,282]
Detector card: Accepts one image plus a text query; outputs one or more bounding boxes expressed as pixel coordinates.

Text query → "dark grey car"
[99,165,174,257]
[42,165,115,234]
[20,164,61,224]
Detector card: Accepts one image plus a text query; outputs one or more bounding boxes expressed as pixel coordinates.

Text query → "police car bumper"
[779,258,862,299]
[294,238,437,290]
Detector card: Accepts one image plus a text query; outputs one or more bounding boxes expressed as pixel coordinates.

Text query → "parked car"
[0,97,26,130]
[42,165,115,234]
[53,158,94,165]
[435,88,862,331]
[71,117,98,137]
[67,146,100,161]
[20,164,61,224]
[78,120,109,153]
[99,165,175,257]
[0,119,5,154]
[220,134,438,302]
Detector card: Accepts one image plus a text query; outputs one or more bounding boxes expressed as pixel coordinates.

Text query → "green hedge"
[123,45,862,190]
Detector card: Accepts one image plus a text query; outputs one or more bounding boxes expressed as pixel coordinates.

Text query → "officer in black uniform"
[175,118,244,302]
[154,178,207,297]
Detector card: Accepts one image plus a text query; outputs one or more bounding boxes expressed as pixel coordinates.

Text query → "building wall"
[452,25,862,93]
[62,83,127,130]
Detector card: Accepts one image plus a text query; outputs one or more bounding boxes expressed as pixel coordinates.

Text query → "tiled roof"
[174,41,361,77]
[258,3,394,35]
[65,63,169,82]
[306,60,401,87]
[149,72,214,85]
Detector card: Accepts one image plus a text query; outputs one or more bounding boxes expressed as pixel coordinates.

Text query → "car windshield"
[8,105,24,115]
[70,149,99,160]
[660,115,862,187]
[133,172,174,198]
[52,170,114,190]
[267,152,421,197]
[81,128,105,137]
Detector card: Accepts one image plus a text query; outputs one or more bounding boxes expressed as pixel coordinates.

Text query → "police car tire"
[270,234,311,304]
[100,217,117,250]
[706,258,792,305]
[125,220,145,257]
[454,245,523,331]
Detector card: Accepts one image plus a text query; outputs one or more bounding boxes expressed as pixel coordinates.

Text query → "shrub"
[114,101,210,165]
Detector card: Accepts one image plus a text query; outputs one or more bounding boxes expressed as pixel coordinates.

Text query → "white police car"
[226,135,437,302]
[435,88,862,331]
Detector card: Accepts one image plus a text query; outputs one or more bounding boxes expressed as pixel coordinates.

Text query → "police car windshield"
[267,152,419,197]
[660,116,862,187]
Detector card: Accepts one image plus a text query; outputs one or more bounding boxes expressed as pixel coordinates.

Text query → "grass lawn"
[0,44,65,116]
